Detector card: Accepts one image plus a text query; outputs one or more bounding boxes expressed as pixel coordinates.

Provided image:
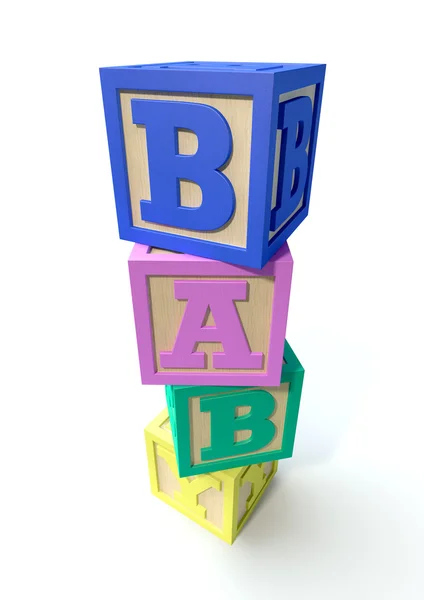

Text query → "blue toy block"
[100,61,325,268]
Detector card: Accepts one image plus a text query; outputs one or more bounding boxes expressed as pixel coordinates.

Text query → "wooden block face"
[154,444,225,530]
[145,408,277,544]
[269,84,317,242]
[120,91,253,250]
[100,62,326,268]
[236,461,277,534]
[129,244,293,386]
[166,340,304,476]
[148,275,274,374]
[188,384,289,466]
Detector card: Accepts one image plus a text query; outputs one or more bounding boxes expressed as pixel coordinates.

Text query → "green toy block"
[165,340,304,477]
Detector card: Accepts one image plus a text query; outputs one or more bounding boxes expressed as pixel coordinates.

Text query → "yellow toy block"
[145,408,277,545]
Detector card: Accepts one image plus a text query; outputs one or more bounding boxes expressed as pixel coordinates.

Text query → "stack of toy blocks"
[100,61,325,544]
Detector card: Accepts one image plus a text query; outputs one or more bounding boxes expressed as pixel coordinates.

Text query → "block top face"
[102,61,321,73]
[101,62,325,268]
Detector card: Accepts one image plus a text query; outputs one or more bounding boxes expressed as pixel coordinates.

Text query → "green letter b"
[200,390,276,461]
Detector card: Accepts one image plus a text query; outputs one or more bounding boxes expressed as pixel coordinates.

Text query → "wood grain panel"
[148,275,274,373]
[120,91,253,249]
[189,384,289,466]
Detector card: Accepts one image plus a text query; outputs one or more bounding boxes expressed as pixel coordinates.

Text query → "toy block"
[166,340,304,477]
[100,61,326,269]
[145,407,277,544]
[128,243,293,386]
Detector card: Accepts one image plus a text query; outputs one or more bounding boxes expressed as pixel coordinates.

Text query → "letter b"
[200,390,276,461]
[270,95,313,231]
[131,99,235,231]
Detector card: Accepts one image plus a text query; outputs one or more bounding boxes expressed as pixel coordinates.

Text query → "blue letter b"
[131,99,235,231]
[270,96,313,232]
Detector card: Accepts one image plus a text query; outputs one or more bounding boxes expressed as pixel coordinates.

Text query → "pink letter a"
[160,280,263,369]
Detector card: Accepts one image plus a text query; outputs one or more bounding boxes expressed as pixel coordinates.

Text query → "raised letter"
[160,280,263,369]
[270,96,313,231]
[131,99,235,231]
[200,390,276,460]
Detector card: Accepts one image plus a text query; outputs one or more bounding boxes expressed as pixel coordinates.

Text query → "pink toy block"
[128,245,293,386]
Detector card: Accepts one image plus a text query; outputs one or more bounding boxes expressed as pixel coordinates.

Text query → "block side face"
[257,65,325,261]
[267,84,318,243]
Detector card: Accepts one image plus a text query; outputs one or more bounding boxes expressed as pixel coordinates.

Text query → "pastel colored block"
[100,61,325,268]
[128,243,293,386]
[166,340,304,477]
[145,407,277,544]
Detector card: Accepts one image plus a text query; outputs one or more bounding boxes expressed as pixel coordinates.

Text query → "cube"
[128,243,293,386]
[100,61,325,268]
[166,340,304,477]
[145,407,277,544]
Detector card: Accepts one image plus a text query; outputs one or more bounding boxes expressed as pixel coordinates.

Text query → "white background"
[1,1,423,598]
